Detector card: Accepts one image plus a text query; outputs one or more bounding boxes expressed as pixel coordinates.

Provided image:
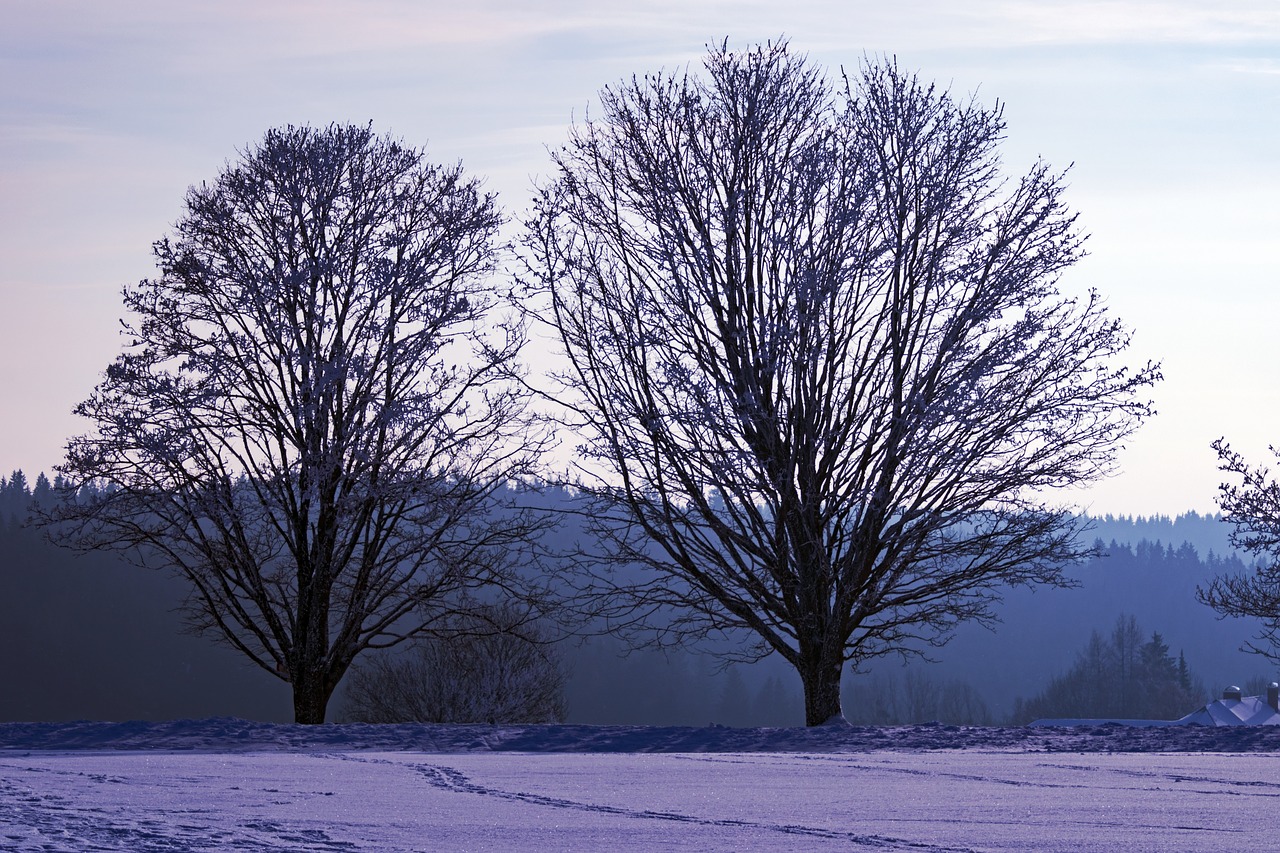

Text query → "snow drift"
[6,717,1280,754]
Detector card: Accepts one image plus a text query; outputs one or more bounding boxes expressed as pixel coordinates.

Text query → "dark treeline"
[0,471,1271,724]
[0,471,291,722]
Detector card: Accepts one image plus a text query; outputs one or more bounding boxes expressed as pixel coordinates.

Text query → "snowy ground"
[4,720,1280,851]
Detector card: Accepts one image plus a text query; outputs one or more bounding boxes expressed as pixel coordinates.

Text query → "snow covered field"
[4,720,1279,851]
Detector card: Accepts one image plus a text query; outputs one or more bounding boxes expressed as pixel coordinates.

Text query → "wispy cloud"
[1212,57,1280,74]
[995,1,1280,46]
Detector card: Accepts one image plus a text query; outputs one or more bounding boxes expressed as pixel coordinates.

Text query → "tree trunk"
[291,672,334,724]
[798,653,846,726]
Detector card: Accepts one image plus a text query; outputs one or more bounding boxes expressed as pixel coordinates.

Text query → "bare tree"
[1198,440,1280,662]
[52,124,550,723]
[341,603,568,724]
[521,42,1158,725]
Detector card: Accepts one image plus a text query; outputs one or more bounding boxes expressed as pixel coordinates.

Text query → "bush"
[842,671,993,725]
[341,607,567,724]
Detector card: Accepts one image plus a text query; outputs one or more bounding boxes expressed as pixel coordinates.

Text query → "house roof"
[1176,695,1280,727]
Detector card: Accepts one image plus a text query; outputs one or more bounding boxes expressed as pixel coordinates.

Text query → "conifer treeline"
[0,471,59,527]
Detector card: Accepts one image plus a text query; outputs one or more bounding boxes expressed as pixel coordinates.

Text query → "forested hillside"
[1,473,291,721]
[1,472,1271,724]
[885,533,1266,720]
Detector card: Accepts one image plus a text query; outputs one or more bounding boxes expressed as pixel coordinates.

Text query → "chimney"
[1268,683,1279,713]
[1223,685,1243,701]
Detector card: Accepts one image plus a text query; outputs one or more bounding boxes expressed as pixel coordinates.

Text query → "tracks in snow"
[398,757,979,852]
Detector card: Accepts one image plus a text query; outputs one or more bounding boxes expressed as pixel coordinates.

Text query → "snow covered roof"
[1175,694,1280,727]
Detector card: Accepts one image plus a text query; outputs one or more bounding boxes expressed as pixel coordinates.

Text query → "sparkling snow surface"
[3,721,1279,851]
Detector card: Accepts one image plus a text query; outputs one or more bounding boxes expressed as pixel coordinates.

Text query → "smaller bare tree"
[342,604,568,724]
[1198,440,1280,662]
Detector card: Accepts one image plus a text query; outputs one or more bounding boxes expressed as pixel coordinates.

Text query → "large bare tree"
[54,124,549,723]
[1197,440,1280,662]
[521,42,1160,725]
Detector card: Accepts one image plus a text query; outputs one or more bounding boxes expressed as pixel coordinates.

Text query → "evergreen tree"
[1,470,31,528]
[30,473,52,507]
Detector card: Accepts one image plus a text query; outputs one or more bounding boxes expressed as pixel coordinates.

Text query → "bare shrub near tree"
[50,124,550,724]
[1198,440,1280,662]
[342,604,567,724]
[521,41,1159,725]
[841,671,992,726]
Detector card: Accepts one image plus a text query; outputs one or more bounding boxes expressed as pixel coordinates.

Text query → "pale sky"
[2,0,1277,517]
